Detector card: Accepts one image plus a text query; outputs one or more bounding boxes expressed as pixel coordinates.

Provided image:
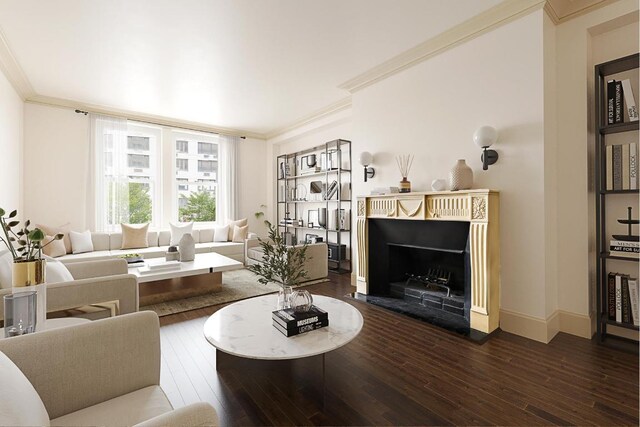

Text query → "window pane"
[198,142,216,155]
[176,140,188,153]
[198,160,215,172]
[128,154,150,168]
[106,181,152,225]
[128,136,150,151]
[177,183,216,222]
[176,158,188,171]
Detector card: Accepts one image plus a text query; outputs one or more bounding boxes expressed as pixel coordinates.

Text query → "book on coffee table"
[272,305,329,337]
[137,261,181,274]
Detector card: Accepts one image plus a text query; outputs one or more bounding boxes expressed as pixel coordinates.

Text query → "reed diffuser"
[396,154,414,193]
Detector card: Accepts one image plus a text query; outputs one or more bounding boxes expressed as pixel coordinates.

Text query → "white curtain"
[91,114,129,232]
[218,134,239,223]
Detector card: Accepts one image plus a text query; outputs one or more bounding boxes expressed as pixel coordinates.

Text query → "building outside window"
[197,142,216,156]
[128,135,150,151]
[128,154,150,169]
[176,158,189,172]
[176,140,189,153]
[198,160,215,173]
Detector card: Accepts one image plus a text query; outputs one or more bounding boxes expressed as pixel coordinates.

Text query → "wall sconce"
[473,126,499,170]
[359,151,375,182]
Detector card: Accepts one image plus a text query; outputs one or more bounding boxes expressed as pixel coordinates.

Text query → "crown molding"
[265,97,352,141]
[26,94,265,139]
[544,0,617,24]
[0,27,35,100]
[339,0,547,93]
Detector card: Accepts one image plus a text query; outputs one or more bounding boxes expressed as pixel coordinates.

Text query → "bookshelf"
[276,139,352,273]
[594,53,639,346]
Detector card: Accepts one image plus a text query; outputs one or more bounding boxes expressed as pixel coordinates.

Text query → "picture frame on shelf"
[307,210,319,227]
[305,234,319,244]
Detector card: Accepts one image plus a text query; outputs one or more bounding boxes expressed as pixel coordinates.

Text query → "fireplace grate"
[389,268,465,317]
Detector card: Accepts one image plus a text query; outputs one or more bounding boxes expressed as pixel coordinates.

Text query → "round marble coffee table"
[203,294,363,369]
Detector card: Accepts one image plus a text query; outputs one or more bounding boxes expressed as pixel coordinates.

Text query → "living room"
[0,0,638,426]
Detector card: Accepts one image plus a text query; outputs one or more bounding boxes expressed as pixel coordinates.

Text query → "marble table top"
[130,252,243,283]
[203,294,363,360]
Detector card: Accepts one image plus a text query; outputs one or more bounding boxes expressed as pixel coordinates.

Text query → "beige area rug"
[142,268,329,317]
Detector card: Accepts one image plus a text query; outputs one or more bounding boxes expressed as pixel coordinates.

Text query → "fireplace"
[355,191,500,337]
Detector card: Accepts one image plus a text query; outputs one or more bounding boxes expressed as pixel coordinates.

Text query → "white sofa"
[0,311,218,427]
[57,229,257,265]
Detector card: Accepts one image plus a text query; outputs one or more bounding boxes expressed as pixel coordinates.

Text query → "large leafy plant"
[0,208,63,262]
[247,222,309,288]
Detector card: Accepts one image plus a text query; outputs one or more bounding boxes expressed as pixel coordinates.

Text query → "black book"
[613,144,623,190]
[607,80,616,125]
[272,305,328,330]
[615,81,624,123]
[273,318,329,337]
[608,273,616,320]
[622,275,631,324]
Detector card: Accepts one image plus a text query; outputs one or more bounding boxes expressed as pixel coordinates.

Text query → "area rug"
[142,268,330,317]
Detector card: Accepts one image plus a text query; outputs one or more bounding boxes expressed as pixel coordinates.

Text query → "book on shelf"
[612,144,622,190]
[607,273,639,326]
[610,246,640,254]
[622,144,630,190]
[606,145,613,190]
[609,249,640,259]
[628,278,639,326]
[621,79,639,122]
[631,142,638,190]
[610,239,640,247]
[607,80,616,125]
[615,80,623,123]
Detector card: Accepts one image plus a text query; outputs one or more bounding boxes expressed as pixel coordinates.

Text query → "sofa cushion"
[42,235,66,258]
[0,250,11,289]
[109,247,166,259]
[213,225,229,242]
[0,350,50,427]
[199,228,214,243]
[158,230,170,247]
[121,223,149,249]
[247,246,265,262]
[209,242,244,257]
[50,385,172,427]
[91,233,110,251]
[169,222,193,246]
[227,218,247,241]
[69,230,94,254]
[45,256,74,284]
[57,250,114,264]
[147,231,159,247]
[36,223,72,254]
[194,243,211,254]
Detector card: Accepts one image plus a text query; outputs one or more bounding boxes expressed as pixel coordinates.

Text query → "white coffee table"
[203,294,363,367]
[130,252,244,305]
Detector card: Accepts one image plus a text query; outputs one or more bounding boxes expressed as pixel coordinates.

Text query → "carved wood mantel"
[356,189,500,334]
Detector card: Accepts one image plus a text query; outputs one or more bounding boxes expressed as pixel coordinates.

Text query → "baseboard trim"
[500,308,593,343]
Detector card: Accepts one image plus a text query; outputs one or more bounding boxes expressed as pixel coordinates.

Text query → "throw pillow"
[69,230,94,254]
[232,225,249,243]
[213,225,229,242]
[36,223,72,254]
[227,218,248,241]
[170,222,194,246]
[0,250,12,289]
[42,235,66,258]
[44,256,74,284]
[121,223,149,249]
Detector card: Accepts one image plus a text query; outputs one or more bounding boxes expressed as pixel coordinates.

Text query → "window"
[198,160,215,173]
[173,131,218,223]
[176,140,188,153]
[95,118,161,231]
[128,154,150,169]
[128,136,150,151]
[198,142,216,156]
[176,159,188,172]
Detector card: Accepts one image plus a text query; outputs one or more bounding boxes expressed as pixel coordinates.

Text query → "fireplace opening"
[360,218,472,335]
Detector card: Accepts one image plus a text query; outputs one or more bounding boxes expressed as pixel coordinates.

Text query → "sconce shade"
[473,126,498,149]
[359,151,373,167]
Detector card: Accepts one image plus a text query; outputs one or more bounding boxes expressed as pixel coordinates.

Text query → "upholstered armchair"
[0,258,138,321]
[0,311,218,426]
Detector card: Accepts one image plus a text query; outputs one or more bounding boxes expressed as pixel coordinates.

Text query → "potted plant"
[0,208,63,329]
[247,222,309,309]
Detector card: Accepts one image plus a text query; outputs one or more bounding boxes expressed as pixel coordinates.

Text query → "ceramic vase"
[178,234,195,262]
[449,159,473,191]
[318,208,327,229]
[12,259,46,331]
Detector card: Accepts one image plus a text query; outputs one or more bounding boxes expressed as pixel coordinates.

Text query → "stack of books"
[607,78,638,124]
[272,305,329,337]
[610,239,639,259]
[607,273,639,326]
[605,143,638,190]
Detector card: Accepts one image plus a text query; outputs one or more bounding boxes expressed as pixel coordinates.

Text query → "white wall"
[0,69,23,213]
[352,11,549,324]
[23,102,268,233]
[555,0,638,338]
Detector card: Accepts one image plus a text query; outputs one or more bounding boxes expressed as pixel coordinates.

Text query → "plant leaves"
[8,210,17,218]
[17,240,26,246]
[28,229,45,242]
[24,220,30,227]
[16,230,24,236]
[54,233,64,240]
[7,221,19,227]
[0,208,4,216]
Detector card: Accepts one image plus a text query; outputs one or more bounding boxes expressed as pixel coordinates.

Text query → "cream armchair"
[0,311,218,427]
[0,258,138,321]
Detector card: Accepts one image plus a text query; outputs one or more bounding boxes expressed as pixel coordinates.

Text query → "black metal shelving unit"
[594,53,639,346]
[276,139,352,273]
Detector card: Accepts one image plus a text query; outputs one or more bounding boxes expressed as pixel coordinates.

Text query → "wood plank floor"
[159,273,639,426]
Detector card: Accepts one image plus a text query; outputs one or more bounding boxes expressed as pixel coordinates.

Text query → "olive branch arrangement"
[247,221,309,289]
[0,208,63,262]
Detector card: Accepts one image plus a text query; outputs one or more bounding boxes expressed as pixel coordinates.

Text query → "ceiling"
[0,0,504,135]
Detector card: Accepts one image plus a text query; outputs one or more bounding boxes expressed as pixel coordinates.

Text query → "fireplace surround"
[356,190,500,335]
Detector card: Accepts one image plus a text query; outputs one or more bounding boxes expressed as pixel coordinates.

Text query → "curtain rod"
[74,109,246,139]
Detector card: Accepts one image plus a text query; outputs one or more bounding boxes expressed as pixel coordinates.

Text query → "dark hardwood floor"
[159,273,639,426]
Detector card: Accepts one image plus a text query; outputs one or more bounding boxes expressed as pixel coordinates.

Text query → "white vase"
[449,159,473,191]
[178,234,195,262]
